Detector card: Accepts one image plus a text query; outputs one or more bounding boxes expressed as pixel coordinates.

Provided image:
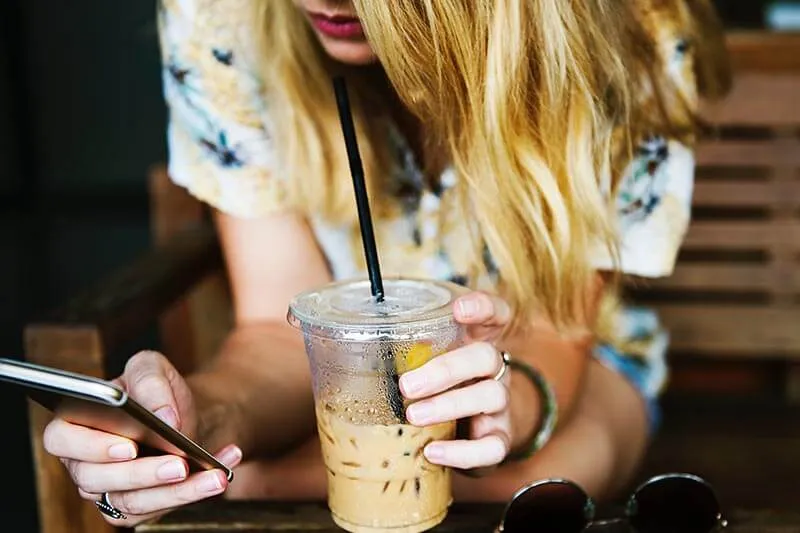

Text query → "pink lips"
[309,13,365,39]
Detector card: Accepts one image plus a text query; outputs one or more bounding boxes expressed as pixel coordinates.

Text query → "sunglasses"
[496,473,727,533]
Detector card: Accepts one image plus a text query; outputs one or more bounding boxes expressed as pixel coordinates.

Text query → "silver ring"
[95,492,127,520]
[493,350,511,381]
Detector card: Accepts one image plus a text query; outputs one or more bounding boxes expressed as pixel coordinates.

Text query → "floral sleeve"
[156,0,289,217]
[593,136,695,278]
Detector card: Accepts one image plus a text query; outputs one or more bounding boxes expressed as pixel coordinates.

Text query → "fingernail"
[424,443,445,462]
[407,402,434,425]
[154,406,179,429]
[108,442,136,460]
[199,471,224,493]
[458,299,478,319]
[217,445,243,467]
[157,460,187,481]
[399,372,425,397]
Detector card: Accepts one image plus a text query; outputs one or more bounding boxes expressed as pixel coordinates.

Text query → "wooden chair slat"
[701,74,800,126]
[692,181,791,207]
[646,264,775,291]
[657,305,800,355]
[726,31,800,72]
[696,140,800,168]
[682,221,800,250]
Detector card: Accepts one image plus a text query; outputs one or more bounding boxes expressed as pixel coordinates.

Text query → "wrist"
[509,363,541,453]
[504,356,558,462]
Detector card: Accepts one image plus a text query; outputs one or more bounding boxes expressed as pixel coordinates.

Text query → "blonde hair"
[254,2,393,223]
[621,0,732,152]
[254,0,728,334]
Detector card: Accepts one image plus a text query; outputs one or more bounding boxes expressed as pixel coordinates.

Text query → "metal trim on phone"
[0,359,126,405]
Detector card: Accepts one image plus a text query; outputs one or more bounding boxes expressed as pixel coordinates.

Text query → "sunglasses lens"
[628,475,720,533]
[501,480,590,533]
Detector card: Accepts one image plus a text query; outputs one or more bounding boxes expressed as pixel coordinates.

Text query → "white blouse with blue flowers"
[157,0,698,430]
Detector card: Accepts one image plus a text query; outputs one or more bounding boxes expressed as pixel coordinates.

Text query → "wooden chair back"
[23,169,227,533]
[636,33,800,397]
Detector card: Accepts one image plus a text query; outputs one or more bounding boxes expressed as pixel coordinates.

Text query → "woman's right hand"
[42,351,243,527]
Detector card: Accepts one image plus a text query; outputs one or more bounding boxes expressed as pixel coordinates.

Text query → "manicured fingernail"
[217,445,243,467]
[108,442,136,460]
[424,443,445,462]
[154,406,179,428]
[458,299,478,319]
[407,402,434,425]
[157,460,187,481]
[199,471,224,493]
[400,372,425,396]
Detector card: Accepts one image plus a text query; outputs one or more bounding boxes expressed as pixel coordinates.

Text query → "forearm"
[187,321,317,458]
[503,323,592,453]
[453,358,650,502]
[503,273,607,453]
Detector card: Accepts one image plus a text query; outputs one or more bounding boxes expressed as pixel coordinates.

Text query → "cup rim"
[287,277,469,342]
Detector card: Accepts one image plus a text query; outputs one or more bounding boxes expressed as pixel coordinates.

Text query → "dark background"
[0,1,782,530]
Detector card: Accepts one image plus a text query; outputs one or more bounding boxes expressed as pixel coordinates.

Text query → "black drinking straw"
[333,76,385,303]
[333,76,406,422]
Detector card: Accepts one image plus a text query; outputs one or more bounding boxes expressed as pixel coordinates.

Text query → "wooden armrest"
[24,223,223,373]
[22,223,224,533]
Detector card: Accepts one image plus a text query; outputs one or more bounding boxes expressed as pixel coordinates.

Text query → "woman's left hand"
[399,291,512,470]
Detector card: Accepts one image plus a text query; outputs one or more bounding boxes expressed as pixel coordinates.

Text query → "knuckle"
[438,354,460,385]
[475,291,493,312]
[175,477,204,504]
[475,342,498,373]
[494,297,512,322]
[490,380,510,411]
[130,371,167,398]
[471,414,494,437]
[117,490,146,516]
[42,419,67,455]
[77,488,96,501]
[68,461,90,489]
[127,462,150,489]
[473,381,500,414]
[491,434,509,461]
[432,394,455,419]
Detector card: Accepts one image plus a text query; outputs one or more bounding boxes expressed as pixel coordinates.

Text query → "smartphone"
[0,358,233,481]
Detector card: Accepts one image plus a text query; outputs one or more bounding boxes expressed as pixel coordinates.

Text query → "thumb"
[121,351,181,430]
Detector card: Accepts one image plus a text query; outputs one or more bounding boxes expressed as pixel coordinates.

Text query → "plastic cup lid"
[287,278,468,342]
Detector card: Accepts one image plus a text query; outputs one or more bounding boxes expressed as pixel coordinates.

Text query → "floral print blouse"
[156,0,697,429]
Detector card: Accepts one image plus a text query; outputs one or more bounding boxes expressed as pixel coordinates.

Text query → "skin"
[41,0,650,527]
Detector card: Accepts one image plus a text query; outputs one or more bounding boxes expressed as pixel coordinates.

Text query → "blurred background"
[0,0,796,530]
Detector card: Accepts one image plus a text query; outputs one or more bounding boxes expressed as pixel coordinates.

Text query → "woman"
[42,0,731,526]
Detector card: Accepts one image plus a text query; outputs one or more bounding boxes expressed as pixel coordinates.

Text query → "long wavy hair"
[255,0,731,333]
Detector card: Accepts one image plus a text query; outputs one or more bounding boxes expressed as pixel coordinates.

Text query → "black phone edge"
[122,398,234,482]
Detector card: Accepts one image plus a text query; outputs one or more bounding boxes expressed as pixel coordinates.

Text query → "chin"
[320,39,378,66]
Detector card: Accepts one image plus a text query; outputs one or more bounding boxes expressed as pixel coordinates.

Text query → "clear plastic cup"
[288,278,469,533]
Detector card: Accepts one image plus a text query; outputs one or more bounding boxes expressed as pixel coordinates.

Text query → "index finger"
[44,418,138,463]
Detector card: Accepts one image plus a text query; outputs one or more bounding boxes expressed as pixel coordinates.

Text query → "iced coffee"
[288,279,467,532]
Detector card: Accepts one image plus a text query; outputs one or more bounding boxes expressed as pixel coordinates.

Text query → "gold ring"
[493,351,511,381]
